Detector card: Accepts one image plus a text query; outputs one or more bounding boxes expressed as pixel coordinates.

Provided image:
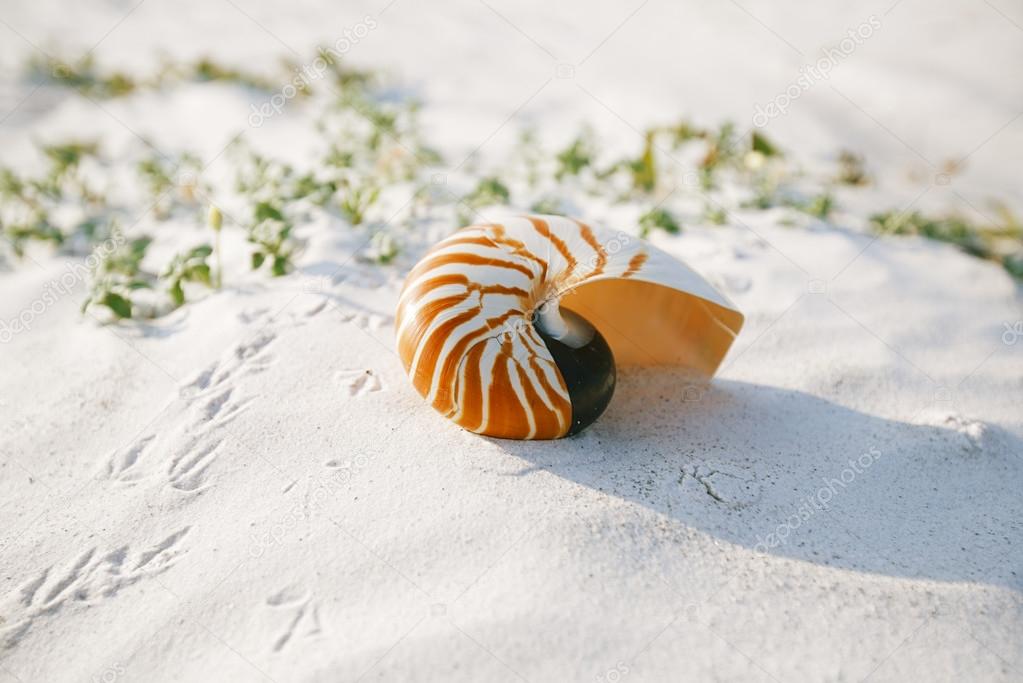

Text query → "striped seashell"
[396,214,744,440]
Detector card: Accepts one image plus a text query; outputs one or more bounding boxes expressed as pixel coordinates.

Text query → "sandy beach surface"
[1,1,1021,681]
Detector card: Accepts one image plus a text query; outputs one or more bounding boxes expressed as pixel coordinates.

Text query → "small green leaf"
[169,279,185,306]
[130,236,152,256]
[254,201,284,222]
[752,131,781,157]
[102,292,132,318]
[189,263,211,285]
[271,254,288,276]
[251,251,266,270]
[639,207,681,237]
[190,245,213,259]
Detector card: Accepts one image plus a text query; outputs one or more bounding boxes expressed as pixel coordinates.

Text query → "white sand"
[1,1,1021,681]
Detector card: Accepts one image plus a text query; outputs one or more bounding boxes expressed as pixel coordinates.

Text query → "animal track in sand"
[103,434,155,483]
[168,438,223,492]
[237,307,271,324]
[0,528,190,648]
[303,300,327,318]
[265,589,321,652]
[99,330,278,490]
[679,463,762,509]
[335,369,383,396]
[181,331,279,397]
[335,308,393,331]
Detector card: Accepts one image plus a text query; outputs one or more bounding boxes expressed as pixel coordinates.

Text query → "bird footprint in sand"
[336,369,383,397]
[265,589,321,652]
[0,528,190,649]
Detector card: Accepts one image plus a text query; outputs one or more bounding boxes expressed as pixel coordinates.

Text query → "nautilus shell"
[396,215,744,440]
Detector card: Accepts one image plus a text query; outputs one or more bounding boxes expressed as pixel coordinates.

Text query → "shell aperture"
[395,214,744,440]
[533,306,615,436]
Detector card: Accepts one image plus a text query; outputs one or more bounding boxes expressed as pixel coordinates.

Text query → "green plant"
[2,213,64,256]
[751,130,781,157]
[0,141,107,257]
[530,196,563,215]
[698,121,740,189]
[339,179,380,225]
[247,201,294,276]
[870,208,1023,279]
[464,177,511,207]
[137,152,203,218]
[515,128,544,189]
[836,150,869,186]
[703,204,728,225]
[667,119,705,147]
[629,130,657,194]
[187,57,277,91]
[369,231,399,264]
[82,230,155,320]
[639,207,680,238]
[28,54,136,98]
[794,193,834,220]
[162,245,213,307]
[555,132,595,180]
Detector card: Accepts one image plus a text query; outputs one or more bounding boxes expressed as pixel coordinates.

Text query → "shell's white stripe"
[516,342,557,414]
[476,341,500,433]
[407,291,484,380]
[509,216,564,274]
[504,355,537,438]
[521,330,571,404]
[396,283,470,339]
[397,275,467,305]
[450,345,474,422]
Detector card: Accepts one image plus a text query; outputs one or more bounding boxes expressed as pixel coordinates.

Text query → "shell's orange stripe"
[515,360,566,438]
[436,234,500,251]
[575,220,607,277]
[622,251,648,278]
[456,342,487,432]
[402,272,469,300]
[431,309,522,416]
[485,340,531,439]
[409,299,479,400]
[410,252,534,281]
[528,217,576,274]
[489,224,549,282]
[476,283,530,297]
